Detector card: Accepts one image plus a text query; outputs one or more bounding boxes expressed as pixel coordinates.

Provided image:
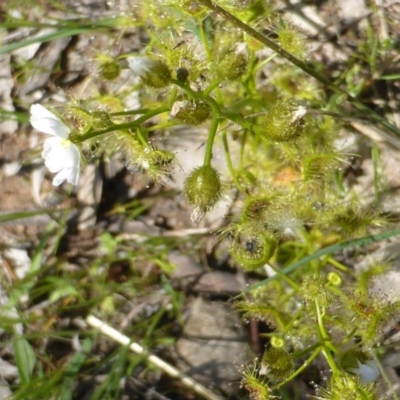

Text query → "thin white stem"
[86,315,223,400]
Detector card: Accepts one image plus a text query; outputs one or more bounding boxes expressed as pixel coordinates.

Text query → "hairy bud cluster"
[98,59,121,81]
[171,99,211,125]
[254,98,307,142]
[128,56,171,88]
[261,347,295,382]
[216,43,248,81]
[184,165,222,221]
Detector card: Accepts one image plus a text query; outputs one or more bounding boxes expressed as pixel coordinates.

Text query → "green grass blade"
[244,226,400,294]
[0,17,121,55]
[59,337,93,400]
[0,210,62,224]
[14,337,36,384]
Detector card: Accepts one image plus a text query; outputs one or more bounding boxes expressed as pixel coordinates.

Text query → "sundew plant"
[2,0,400,399]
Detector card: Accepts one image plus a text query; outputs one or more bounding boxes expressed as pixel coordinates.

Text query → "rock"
[176,298,248,395]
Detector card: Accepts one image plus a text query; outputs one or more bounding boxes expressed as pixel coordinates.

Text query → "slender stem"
[292,341,323,359]
[76,106,170,142]
[204,114,220,166]
[167,86,178,107]
[196,16,223,104]
[326,257,349,272]
[110,109,151,116]
[314,300,339,374]
[197,0,400,138]
[136,126,149,147]
[221,130,245,192]
[204,80,221,96]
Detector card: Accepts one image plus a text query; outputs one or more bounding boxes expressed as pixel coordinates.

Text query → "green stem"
[326,256,349,272]
[314,300,339,374]
[76,106,170,142]
[221,130,245,192]
[204,80,221,96]
[197,0,400,139]
[204,114,220,166]
[110,109,151,116]
[196,16,223,104]
[136,126,149,147]
[292,341,323,359]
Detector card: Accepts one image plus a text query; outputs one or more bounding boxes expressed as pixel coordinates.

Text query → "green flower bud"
[98,60,121,81]
[301,274,329,306]
[254,99,307,142]
[128,56,171,88]
[171,99,211,125]
[91,111,113,130]
[261,347,295,382]
[229,223,277,270]
[63,106,92,134]
[181,0,207,17]
[216,44,248,81]
[184,165,222,220]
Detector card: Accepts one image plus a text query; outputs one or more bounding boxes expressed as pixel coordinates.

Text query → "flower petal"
[30,104,70,138]
[42,137,80,186]
[52,165,80,186]
[350,360,379,383]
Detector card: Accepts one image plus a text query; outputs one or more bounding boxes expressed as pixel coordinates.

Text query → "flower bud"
[63,107,92,134]
[261,347,295,382]
[181,0,207,17]
[171,99,211,125]
[128,56,171,88]
[184,165,222,220]
[301,274,329,306]
[98,60,121,81]
[91,111,114,130]
[254,99,307,142]
[229,223,276,270]
[216,44,248,81]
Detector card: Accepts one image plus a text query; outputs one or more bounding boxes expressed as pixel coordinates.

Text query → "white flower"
[127,56,154,77]
[30,104,80,186]
[350,360,380,383]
